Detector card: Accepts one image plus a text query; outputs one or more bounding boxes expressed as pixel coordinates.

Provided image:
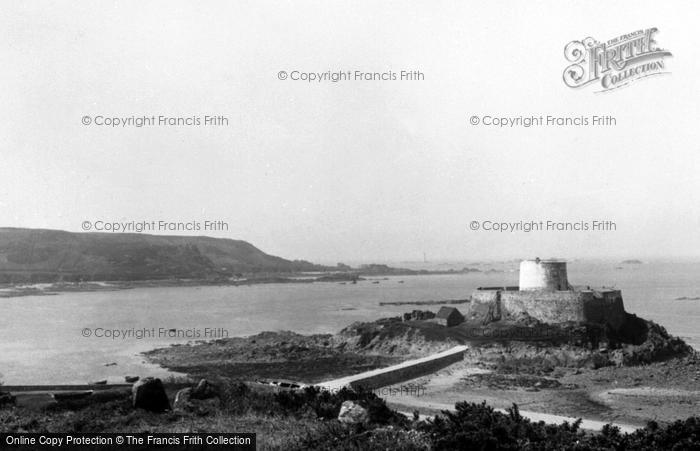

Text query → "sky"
[1,1,699,263]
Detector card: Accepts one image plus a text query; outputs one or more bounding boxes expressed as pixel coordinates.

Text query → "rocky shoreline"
[142,310,698,426]
[145,308,696,374]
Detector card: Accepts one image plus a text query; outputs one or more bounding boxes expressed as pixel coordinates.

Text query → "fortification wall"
[468,290,501,321]
[581,290,626,329]
[471,290,499,304]
[500,290,588,323]
[468,288,627,327]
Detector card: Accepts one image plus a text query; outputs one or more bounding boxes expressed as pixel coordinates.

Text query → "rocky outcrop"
[402,310,435,321]
[335,309,695,370]
[608,319,694,366]
[335,319,460,357]
[132,377,170,412]
[459,315,696,374]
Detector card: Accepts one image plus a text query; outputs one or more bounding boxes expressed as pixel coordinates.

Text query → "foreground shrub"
[419,402,583,450]
[418,402,700,451]
[291,422,431,451]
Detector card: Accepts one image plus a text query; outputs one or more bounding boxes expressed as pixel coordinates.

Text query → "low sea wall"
[317,346,468,391]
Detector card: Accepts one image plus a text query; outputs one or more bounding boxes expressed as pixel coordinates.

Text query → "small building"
[435,307,464,327]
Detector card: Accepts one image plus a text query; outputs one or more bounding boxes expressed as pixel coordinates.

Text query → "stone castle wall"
[468,288,626,328]
[501,290,586,323]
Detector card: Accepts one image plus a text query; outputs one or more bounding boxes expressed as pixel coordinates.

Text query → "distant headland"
[0,228,476,293]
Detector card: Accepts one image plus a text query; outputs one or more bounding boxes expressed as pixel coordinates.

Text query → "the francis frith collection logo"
[563,28,672,92]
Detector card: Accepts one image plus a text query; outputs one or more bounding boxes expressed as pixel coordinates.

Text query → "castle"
[467,258,627,328]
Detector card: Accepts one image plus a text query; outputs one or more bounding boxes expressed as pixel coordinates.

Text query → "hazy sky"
[1,1,699,263]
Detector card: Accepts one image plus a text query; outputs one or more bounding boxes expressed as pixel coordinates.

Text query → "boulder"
[173,387,193,412]
[337,400,369,424]
[124,376,140,383]
[191,379,219,400]
[131,377,170,412]
[173,387,219,414]
[610,349,625,367]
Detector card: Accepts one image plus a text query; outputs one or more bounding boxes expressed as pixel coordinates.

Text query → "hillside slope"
[0,228,322,283]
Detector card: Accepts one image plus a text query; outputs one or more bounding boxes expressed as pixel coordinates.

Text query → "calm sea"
[0,260,698,384]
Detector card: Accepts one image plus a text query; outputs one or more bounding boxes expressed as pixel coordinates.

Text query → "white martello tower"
[518,258,569,291]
